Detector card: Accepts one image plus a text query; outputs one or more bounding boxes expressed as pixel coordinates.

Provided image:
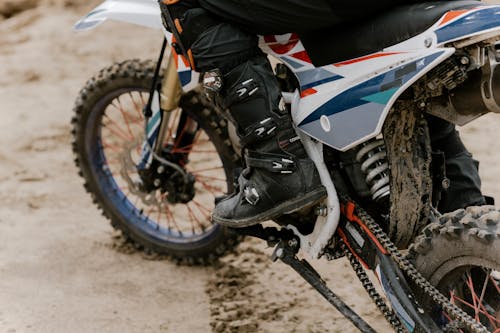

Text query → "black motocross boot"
[427,115,486,212]
[211,56,326,227]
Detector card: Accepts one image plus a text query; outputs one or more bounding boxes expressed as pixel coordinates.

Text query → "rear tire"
[409,206,500,331]
[71,59,241,264]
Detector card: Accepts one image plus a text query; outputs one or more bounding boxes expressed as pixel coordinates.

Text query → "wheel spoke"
[490,275,500,294]
[105,158,122,165]
[101,140,123,153]
[163,203,176,231]
[171,138,210,152]
[466,271,481,322]
[452,292,500,327]
[189,165,224,174]
[465,271,499,329]
[168,206,183,234]
[103,114,135,141]
[116,96,136,139]
[129,92,145,120]
[173,120,189,149]
[195,174,227,182]
[172,148,218,154]
[191,199,212,220]
[478,269,491,318]
[145,206,155,220]
[187,203,205,232]
[192,199,213,213]
[196,178,224,194]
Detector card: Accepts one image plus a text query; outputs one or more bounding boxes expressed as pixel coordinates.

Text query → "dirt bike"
[73,1,500,331]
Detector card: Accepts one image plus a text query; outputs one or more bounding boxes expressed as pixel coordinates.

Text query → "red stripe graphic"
[300,88,317,98]
[290,51,312,63]
[264,33,300,55]
[439,9,471,27]
[333,52,402,67]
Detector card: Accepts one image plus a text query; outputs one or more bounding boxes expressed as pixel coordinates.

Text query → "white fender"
[74,0,162,31]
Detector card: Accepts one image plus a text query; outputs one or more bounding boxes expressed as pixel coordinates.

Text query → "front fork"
[138,39,196,171]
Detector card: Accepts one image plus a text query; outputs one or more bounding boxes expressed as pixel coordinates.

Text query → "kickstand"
[272,240,378,333]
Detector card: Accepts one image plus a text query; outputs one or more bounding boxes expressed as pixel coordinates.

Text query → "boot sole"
[212,187,327,228]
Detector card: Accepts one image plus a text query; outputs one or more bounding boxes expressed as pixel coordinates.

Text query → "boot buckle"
[245,151,296,174]
[243,185,260,205]
[239,118,277,147]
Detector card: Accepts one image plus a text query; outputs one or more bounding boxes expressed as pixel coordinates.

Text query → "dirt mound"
[206,242,300,333]
[0,0,38,19]
[0,0,98,20]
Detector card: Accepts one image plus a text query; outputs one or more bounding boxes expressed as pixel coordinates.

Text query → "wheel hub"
[138,145,197,204]
[119,141,197,205]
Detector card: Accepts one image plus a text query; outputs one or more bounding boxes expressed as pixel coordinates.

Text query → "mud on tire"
[408,206,500,331]
[71,59,241,264]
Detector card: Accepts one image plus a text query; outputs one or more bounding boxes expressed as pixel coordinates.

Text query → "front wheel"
[72,59,241,264]
[409,206,500,331]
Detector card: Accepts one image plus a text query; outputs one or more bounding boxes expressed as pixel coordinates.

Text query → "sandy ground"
[0,2,499,333]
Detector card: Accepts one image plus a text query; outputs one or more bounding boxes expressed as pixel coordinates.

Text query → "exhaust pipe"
[481,45,500,113]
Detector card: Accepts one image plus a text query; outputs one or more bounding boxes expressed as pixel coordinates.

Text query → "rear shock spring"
[355,139,390,203]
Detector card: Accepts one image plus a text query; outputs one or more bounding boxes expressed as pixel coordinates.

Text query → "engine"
[426,56,469,94]
[425,45,500,125]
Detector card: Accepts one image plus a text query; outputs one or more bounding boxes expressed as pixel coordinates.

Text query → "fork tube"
[160,51,183,111]
[154,51,183,154]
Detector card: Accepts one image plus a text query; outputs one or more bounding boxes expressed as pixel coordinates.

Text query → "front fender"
[74,0,162,31]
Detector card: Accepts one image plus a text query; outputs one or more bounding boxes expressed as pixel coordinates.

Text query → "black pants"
[164,0,486,212]
[172,1,337,73]
[175,0,418,72]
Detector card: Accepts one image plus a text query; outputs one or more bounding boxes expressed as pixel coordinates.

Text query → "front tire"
[71,59,241,264]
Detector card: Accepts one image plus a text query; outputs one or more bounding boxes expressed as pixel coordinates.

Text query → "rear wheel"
[72,59,241,264]
[409,206,500,331]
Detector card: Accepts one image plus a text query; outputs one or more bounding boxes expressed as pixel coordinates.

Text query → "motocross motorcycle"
[73,0,500,331]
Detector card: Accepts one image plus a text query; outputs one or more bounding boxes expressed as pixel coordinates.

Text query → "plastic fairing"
[74,0,200,92]
[74,0,162,31]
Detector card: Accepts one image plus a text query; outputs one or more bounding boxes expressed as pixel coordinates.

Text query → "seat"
[300,0,481,66]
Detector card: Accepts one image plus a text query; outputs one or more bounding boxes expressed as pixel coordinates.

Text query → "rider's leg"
[198,0,415,35]
[207,54,326,226]
[160,4,326,227]
[198,0,337,35]
[427,115,486,212]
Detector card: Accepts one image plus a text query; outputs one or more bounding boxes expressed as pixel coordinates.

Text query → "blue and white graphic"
[436,6,500,44]
[298,51,446,150]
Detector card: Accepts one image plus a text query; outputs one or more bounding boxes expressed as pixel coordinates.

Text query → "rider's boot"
[211,56,326,227]
[427,115,487,212]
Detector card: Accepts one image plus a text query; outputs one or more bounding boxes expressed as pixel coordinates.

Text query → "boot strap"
[239,118,278,147]
[245,151,296,174]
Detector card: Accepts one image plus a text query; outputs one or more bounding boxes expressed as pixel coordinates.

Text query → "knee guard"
[159,1,219,69]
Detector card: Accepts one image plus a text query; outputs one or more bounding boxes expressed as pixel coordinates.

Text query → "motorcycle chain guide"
[331,194,489,333]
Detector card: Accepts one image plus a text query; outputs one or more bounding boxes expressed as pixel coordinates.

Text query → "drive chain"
[339,194,488,333]
[340,242,405,333]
